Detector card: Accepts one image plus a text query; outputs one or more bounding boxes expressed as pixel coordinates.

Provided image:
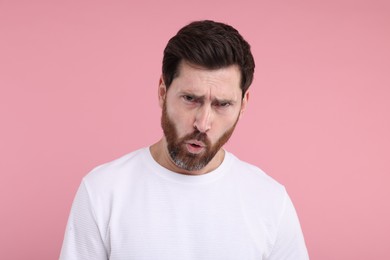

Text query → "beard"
[161,101,238,172]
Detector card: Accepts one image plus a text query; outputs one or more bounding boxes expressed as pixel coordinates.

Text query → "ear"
[239,91,249,117]
[158,76,167,109]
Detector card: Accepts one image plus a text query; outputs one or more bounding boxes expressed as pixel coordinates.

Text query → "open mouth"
[185,141,206,154]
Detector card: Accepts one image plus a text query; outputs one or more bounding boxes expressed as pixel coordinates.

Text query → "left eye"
[217,102,230,107]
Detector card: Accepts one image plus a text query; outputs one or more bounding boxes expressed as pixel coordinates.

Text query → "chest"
[103,178,272,259]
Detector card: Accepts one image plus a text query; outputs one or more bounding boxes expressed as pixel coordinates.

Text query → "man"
[60,20,309,259]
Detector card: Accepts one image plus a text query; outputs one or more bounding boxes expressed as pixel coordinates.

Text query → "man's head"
[162,20,255,98]
[158,20,255,173]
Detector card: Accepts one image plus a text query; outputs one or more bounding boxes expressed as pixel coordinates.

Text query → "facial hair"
[161,100,239,172]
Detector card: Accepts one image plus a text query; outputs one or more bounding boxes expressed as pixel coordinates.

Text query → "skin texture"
[150,61,249,175]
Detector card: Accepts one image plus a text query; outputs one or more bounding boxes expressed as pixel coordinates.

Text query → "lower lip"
[186,143,205,154]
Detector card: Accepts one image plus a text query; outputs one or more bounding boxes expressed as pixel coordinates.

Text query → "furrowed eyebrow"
[181,92,204,101]
[213,98,236,105]
[180,92,236,105]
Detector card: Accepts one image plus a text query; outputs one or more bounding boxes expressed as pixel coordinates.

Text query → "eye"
[215,101,231,108]
[183,95,195,102]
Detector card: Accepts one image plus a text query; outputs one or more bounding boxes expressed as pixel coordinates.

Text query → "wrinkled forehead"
[171,61,242,101]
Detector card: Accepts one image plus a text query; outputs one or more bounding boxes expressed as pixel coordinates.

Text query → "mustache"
[182,130,209,144]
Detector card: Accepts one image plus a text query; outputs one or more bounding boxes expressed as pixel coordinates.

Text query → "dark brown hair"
[162,20,255,97]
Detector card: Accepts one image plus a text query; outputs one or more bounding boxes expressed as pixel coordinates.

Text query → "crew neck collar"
[143,147,232,184]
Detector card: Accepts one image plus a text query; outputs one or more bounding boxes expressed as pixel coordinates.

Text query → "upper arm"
[266,193,309,260]
[59,180,108,260]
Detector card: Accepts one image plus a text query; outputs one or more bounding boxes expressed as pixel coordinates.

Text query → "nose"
[194,105,211,133]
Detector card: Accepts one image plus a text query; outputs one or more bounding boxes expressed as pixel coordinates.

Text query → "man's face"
[159,62,248,172]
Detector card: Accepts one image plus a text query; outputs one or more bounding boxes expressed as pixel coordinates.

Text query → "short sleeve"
[59,180,108,260]
[266,193,309,260]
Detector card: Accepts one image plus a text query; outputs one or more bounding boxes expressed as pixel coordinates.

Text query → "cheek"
[167,106,195,136]
[212,115,239,137]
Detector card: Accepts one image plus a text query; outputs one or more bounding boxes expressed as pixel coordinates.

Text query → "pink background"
[1,0,389,259]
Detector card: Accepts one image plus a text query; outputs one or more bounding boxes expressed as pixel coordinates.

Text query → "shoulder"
[82,147,148,191]
[226,151,286,194]
[225,151,288,212]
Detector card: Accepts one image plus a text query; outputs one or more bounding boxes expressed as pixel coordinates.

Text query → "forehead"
[171,62,242,99]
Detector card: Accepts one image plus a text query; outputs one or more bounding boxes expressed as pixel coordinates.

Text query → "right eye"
[183,95,195,102]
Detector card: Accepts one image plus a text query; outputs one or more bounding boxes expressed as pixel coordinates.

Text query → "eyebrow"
[182,92,237,104]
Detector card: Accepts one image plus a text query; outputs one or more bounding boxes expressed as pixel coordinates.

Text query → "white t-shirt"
[60,148,309,259]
